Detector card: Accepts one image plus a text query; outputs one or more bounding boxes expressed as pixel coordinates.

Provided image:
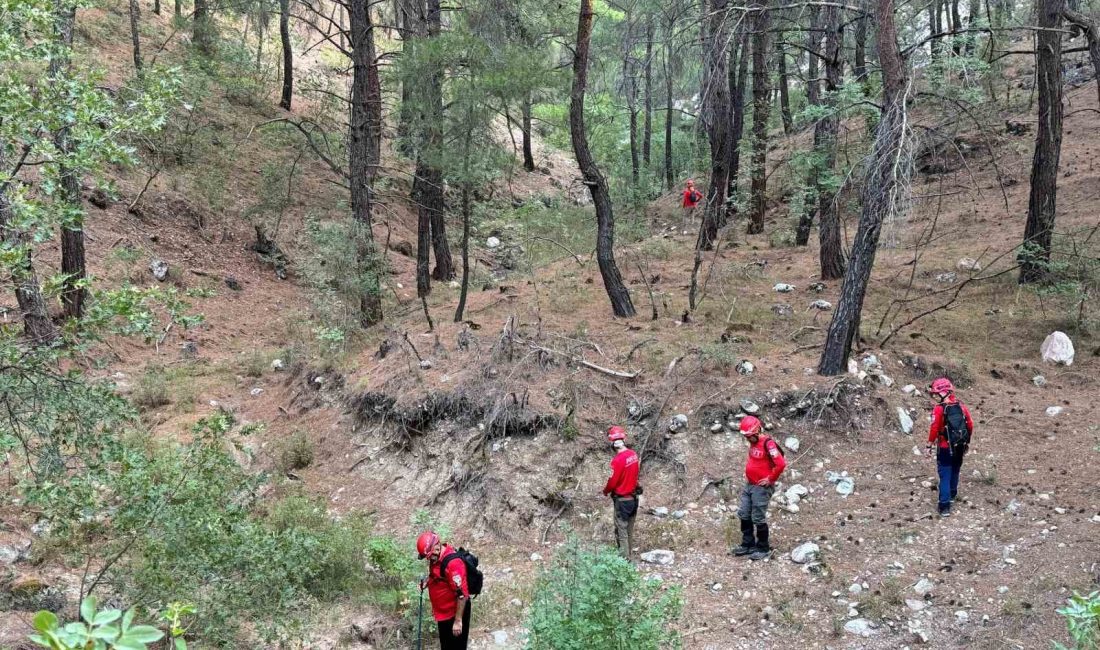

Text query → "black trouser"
[612,495,638,559]
[436,600,471,650]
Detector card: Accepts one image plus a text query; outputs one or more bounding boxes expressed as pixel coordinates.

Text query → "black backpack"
[441,548,483,597]
[942,402,971,454]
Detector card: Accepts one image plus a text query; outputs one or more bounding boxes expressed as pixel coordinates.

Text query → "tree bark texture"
[728,23,749,215]
[349,0,383,325]
[521,93,535,172]
[816,4,845,279]
[853,8,867,86]
[279,0,293,110]
[747,0,770,235]
[570,0,635,317]
[153,0,160,16]
[777,41,793,134]
[128,0,143,75]
[1019,0,1064,283]
[663,12,677,191]
[795,8,824,247]
[1062,8,1100,106]
[0,161,59,345]
[643,14,654,167]
[804,6,821,109]
[623,16,640,187]
[193,0,214,55]
[697,0,732,251]
[818,0,908,375]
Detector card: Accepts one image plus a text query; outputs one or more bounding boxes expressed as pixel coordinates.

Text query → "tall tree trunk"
[153,0,160,16]
[1063,8,1100,106]
[795,9,824,246]
[128,0,143,75]
[0,203,59,345]
[423,0,452,281]
[623,15,640,187]
[818,0,909,375]
[174,0,181,20]
[853,8,867,86]
[254,8,265,71]
[193,0,213,55]
[950,0,963,52]
[696,0,732,252]
[643,14,654,168]
[930,0,942,61]
[349,0,383,326]
[804,6,821,109]
[747,0,770,235]
[455,117,473,323]
[816,5,845,279]
[777,40,793,134]
[571,0,635,318]
[395,0,422,154]
[521,93,535,172]
[50,3,86,320]
[663,13,677,191]
[279,0,293,110]
[728,23,749,215]
[1019,0,1064,283]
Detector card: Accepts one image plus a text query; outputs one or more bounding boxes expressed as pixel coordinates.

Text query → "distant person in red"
[416,532,471,650]
[602,425,640,559]
[681,179,703,229]
[925,378,974,517]
[731,415,786,560]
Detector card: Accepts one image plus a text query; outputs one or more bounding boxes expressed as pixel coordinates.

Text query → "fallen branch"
[525,341,638,379]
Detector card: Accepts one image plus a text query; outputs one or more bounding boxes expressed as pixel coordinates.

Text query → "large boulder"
[1040,331,1075,366]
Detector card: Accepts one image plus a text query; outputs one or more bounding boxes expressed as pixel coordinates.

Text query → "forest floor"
[2,5,1100,649]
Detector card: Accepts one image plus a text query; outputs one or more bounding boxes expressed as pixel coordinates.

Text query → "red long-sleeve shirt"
[682,188,702,208]
[603,448,640,497]
[427,544,470,622]
[927,399,974,449]
[744,435,786,484]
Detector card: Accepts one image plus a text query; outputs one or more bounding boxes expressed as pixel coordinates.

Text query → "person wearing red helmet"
[925,377,975,517]
[681,180,703,229]
[731,415,786,560]
[602,425,640,559]
[416,531,471,649]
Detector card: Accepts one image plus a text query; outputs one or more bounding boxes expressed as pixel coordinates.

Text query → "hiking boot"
[731,518,755,556]
[938,504,952,518]
[731,543,756,557]
[749,547,772,561]
[749,523,771,560]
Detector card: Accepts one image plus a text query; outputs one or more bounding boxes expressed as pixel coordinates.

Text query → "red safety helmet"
[607,425,627,442]
[416,531,440,559]
[739,415,763,436]
[930,377,955,397]
[685,179,695,186]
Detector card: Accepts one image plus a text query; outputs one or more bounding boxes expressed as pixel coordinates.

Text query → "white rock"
[913,578,935,596]
[250,388,264,397]
[810,299,832,311]
[510,598,523,608]
[652,507,670,517]
[790,542,820,564]
[848,359,860,375]
[271,358,285,371]
[640,550,676,565]
[902,384,918,395]
[491,630,510,646]
[861,354,881,370]
[736,360,755,375]
[849,583,863,594]
[530,553,542,562]
[835,477,855,496]
[957,258,982,272]
[936,271,958,283]
[668,414,689,432]
[1046,406,1063,417]
[486,236,502,249]
[1040,331,1075,366]
[908,619,930,643]
[784,436,801,452]
[774,283,795,293]
[710,422,724,433]
[671,510,687,519]
[1033,375,1047,387]
[712,583,723,592]
[740,399,760,414]
[906,599,928,612]
[149,259,169,282]
[419,359,433,370]
[913,445,923,456]
[878,373,895,388]
[785,484,809,504]
[1006,500,1021,514]
[955,610,969,623]
[844,618,875,637]
[898,408,914,434]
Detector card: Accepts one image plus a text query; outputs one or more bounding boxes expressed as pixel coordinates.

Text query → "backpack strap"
[761,435,780,468]
[439,552,466,594]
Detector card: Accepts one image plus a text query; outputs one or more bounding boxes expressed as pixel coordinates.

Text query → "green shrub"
[133,366,171,409]
[1055,591,1100,650]
[276,431,315,472]
[526,539,682,650]
[29,597,166,650]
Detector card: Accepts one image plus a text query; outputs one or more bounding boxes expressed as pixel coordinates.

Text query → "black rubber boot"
[731,518,756,556]
[749,523,771,560]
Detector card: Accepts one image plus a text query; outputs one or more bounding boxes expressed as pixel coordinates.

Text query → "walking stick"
[416,580,425,650]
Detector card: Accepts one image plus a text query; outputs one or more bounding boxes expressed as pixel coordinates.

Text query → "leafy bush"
[132,366,171,409]
[526,539,682,650]
[1055,591,1100,650]
[30,597,165,650]
[276,431,315,471]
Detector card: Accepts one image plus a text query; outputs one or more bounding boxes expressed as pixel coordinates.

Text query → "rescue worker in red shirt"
[602,425,640,559]
[416,531,471,650]
[925,378,975,517]
[731,415,786,560]
[681,179,703,229]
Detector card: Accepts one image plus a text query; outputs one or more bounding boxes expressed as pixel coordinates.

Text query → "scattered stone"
[827,471,855,496]
[861,354,881,371]
[935,271,958,283]
[957,258,982,272]
[906,599,928,612]
[848,359,860,375]
[844,618,875,637]
[808,282,826,293]
[224,276,243,291]
[955,610,969,623]
[810,299,832,311]
[785,484,809,505]
[736,360,755,375]
[902,384,919,395]
[709,422,724,433]
[530,553,542,562]
[671,510,687,519]
[249,388,264,397]
[509,598,523,608]
[419,359,433,370]
[1033,375,1047,387]
[491,630,510,646]
[1045,406,1063,417]
[652,507,670,517]
[773,283,795,293]
[711,583,723,592]
[739,399,760,414]
[640,550,675,566]
[149,259,169,282]
[790,542,820,564]
[1055,507,1067,515]
[909,619,930,644]
[913,578,935,596]
[486,236,502,249]
[897,408,914,434]
[784,436,801,452]
[272,358,285,371]
[1040,331,1075,365]
[772,303,794,317]
[849,583,863,595]
[878,373,895,388]
[668,414,689,432]
[1006,500,1022,514]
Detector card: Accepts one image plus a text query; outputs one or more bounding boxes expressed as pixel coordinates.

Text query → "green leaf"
[174,638,187,650]
[92,609,122,626]
[120,625,164,643]
[81,597,97,624]
[90,624,120,641]
[32,611,58,633]
[121,609,135,632]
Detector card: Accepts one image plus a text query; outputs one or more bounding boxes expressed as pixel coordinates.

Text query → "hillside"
[2,1,1100,649]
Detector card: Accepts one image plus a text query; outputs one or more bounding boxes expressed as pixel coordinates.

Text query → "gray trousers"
[737,483,774,524]
[612,496,638,559]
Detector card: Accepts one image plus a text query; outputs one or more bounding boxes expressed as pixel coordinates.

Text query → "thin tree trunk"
[804,6,821,109]
[728,23,749,216]
[154,0,160,16]
[254,8,264,71]
[1019,0,1064,283]
[623,15,640,188]
[349,0,383,326]
[521,93,535,172]
[930,0,942,61]
[423,0,452,281]
[795,9,824,246]
[777,41,793,134]
[643,14,654,168]
[455,119,473,323]
[664,13,677,191]
[818,0,909,375]
[1063,8,1100,106]
[174,0,181,20]
[747,0,770,235]
[817,5,845,279]
[128,0,143,75]
[696,0,732,252]
[571,0,635,318]
[279,0,293,109]
[193,0,213,55]
[951,0,963,52]
[853,8,867,86]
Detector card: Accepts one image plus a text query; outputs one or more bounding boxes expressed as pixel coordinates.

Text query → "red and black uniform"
[604,447,640,558]
[928,397,975,513]
[735,434,786,557]
[744,435,786,485]
[927,399,974,449]
[682,187,702,208]
[427,544,471,650]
